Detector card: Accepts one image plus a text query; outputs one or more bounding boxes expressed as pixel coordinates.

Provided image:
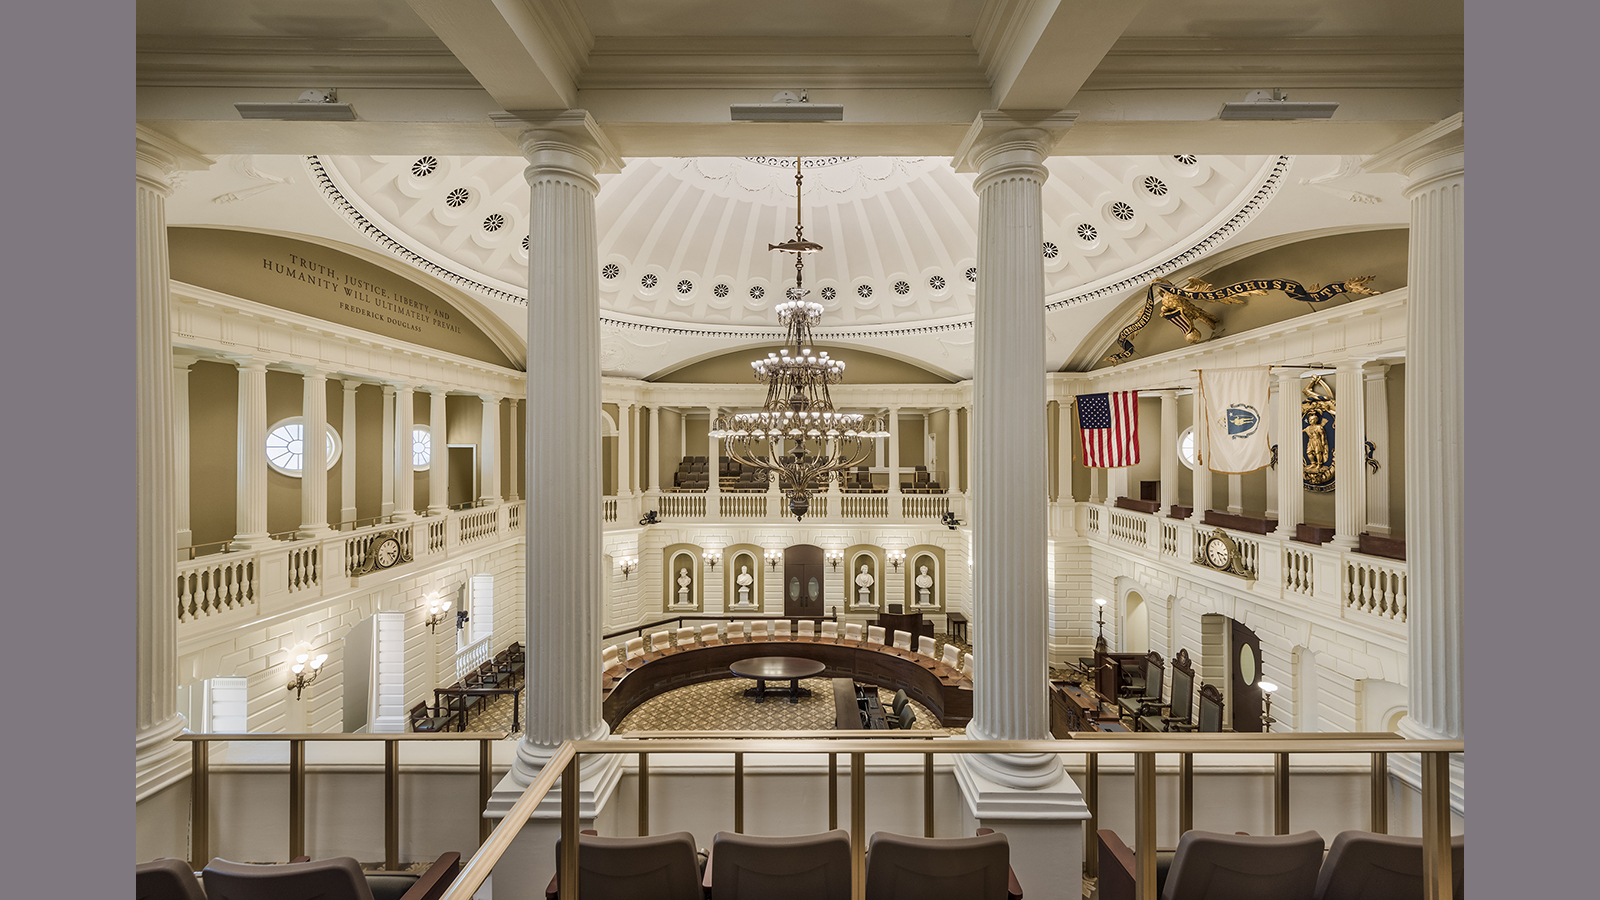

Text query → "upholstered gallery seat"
[863,831,1022,900]
[137,859,207,900]
[705,830,852,900]
[547,831,704,900]
[1313,831,1464,900]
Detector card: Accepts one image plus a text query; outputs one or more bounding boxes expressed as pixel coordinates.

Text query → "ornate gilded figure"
[1105,275,1380,363]
[1301,375,1336,492]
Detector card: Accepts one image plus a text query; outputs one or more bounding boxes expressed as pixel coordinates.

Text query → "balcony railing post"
[1421,751,1454,900]
[1083,752,1099,878]
[1274,752,1290,835]
[479,738,494,845]
[385,739,399,870]
[639,752,650,836]
[1370,751,1389,834]
[190,739,210,869]
[828,752,838,830]
[923,753,934,837]
[734,752,745,833]
[1134,751,1157,900]
[1179,751,1194,834]
[561,753,581,900]
[850,752,866,900]
[289,738,306,861]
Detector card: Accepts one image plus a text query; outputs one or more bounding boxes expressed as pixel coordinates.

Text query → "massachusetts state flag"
[1077,391,1140,467]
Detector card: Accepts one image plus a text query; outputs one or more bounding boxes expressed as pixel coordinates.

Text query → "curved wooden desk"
[602,637,973,728]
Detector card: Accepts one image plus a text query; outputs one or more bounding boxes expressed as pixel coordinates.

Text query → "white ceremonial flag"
[1197,366,1272,474]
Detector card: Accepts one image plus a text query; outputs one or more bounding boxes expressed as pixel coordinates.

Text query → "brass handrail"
[179,731,509,870]
[439,735,1462,900]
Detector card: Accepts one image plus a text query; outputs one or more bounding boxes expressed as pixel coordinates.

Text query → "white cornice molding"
[136,124,214,176]
[169,282,525,394]
[489,109,623,174]
[951,108,1078,174]
[1360,112,1464,176]
[135,36,479,89]
[971,0,1046,82]
[578,36,988,90]
[510,0,596,84]
[1086,36,1464,91]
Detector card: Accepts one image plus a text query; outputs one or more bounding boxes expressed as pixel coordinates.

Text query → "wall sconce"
[765,549,781,571]
[826,550,843,571]
[1260,681,1278,732]
[1095,597,1107,641]
[706,549,721,571]
[425,595,454,633]
[887,549,905,572]
[619,557,638,579]
[287,652,328,699]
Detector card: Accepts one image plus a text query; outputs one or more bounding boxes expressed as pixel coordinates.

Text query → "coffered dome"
[311,153,1290,338]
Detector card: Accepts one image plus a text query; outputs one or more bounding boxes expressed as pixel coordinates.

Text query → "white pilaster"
[298,368,330,537]
[950,111,1087,899]
[1190,376,1211,518]
[427,388,448,514]
[963,404,973,495]
[1331,360,1366,549]
[968,404,982,499]
[1366,115,1465,756]
[1158,391,1177,515]
[393,384,415,520]
[1106,466,1128,506]
[172,355,195,552]
[494,110,622,792]
[1227,473,1243,515]
[480,394,500,505]
[506,399,521,501]
[645,404,660,493]
[617,401,632,496]
[1363,364,1391,534]
[380,384,396,517]
[887,405,901,497]
[234,359,270,548]
[706,404,721,501]
[341,380,359,526]
[1272,370,1303,539]
[136,127,211,799]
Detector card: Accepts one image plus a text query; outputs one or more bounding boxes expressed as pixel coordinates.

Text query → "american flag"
[1077,391,1140,467]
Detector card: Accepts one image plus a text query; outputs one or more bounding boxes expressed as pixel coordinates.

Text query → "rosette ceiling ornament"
[711,159,887,521]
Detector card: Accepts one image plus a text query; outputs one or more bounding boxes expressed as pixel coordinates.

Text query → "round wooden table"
[728,656,827,704]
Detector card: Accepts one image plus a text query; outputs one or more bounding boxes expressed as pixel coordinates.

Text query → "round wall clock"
[375,537,401,569]
[1204,533,1233,570]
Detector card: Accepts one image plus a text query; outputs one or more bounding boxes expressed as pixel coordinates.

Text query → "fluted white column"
[380,384,397,517]
[1363,364,1391,534]
[1331,360,1366,549]
[961,405,975,498]
[1272,371,1303,539]
[956,113,1076,790]
[393,384,416,519]
[479,394,500,505]
[507,112,618,784]
[173,355,195,552]
[963,404,973,495]
[617,401,633,496]
[341,380,359,526]
[1264,381,1279,520]
[506,399,521,501]
[887,406,902,496]
[298,368,331,537]
[706,404,721,501]
[1191,379,1212,519]
[427,388,448,514]
[1367,117,1465,747]
[234,360,270,547]
[645,404,660,492]
[1158,391,1178,515]
[136,128,210,799]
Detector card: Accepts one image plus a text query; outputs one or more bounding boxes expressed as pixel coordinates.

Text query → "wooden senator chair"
[1138,649,1197,732]
[1117,651,1163,720]
[1196,682,1224,732]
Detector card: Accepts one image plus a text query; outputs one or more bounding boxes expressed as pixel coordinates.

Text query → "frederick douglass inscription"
[263,253,462,336]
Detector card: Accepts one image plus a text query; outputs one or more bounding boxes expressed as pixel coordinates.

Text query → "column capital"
[135,125,213,193]
[171,352,200,371]
[341,377,364,391]
[952,109,1077,180]
[1362,361,1391,380]
[295,364,332,380]
[230,356,270,373]
[380,381,399,395]
[490,109,622,185]
[1360,112,1463,189]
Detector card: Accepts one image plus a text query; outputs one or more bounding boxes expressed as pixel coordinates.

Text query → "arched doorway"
[1123,590,1149,654]
[783,544,824,617]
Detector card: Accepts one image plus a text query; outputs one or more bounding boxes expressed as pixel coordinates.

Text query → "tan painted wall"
[189,360,238,548]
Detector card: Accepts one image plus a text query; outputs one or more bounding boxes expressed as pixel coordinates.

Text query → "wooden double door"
[783,544,826,617]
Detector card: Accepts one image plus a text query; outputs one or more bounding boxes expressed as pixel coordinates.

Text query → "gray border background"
[0,0,1588,894]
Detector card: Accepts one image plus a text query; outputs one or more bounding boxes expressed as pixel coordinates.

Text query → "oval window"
[1238,643,1258,686]
[788,577,800,600]
[807,577,821,603]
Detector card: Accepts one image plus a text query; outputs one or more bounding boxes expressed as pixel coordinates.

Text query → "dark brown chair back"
[864,831,1011,900]
[137,859,208,900]
[553,831,703,900]
[1314,831,1464,900]
[1162,830,1324,900]
[709,830,851,900]
[1197,683,1224,732]
[202,857,375,900]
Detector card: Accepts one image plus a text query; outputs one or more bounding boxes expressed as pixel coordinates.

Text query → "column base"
[135,714,191,801]
[1391,716,1465,817]
[484,741,625,899]
[953,751,1089,900]
[229,532,272,552]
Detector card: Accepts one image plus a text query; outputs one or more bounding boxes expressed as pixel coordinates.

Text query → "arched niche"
[844,544,883,609]
[1123,589,1149,654]
[902,545,946,610]
[721,542,766,611]
[661,543,703,612]
[601,408,618,497]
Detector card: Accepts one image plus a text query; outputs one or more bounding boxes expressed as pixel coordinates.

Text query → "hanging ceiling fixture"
[711,158,887,521]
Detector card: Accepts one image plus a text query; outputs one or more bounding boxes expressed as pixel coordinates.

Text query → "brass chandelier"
[710,158,887,520]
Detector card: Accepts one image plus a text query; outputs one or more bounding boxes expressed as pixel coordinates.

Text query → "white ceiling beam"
[979,0,1152,110]
[403,0,584,110]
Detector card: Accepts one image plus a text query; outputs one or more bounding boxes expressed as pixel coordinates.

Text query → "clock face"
[376,538,401,568]
[1206,537,1232,569]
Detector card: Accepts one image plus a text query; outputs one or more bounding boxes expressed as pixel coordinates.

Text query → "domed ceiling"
[310,153,1289,339]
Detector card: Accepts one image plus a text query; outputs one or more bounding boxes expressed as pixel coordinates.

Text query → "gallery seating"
[864,830,1022,900]
[1098,830,1323,900]
[546,830,704,900]
[201,853,461,900]
[1313,831,1464,900]
[704,829,852,900]
[137,858,208,900]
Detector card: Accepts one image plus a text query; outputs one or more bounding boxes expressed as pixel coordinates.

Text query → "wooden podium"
[876,610,924,644]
